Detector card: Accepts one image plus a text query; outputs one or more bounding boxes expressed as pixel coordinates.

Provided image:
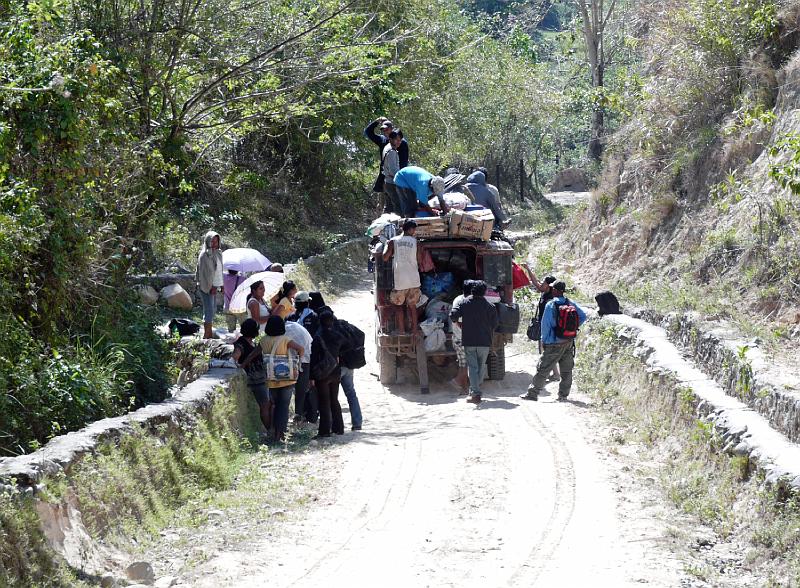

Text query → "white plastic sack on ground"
[416,293,429,308]
[428,192,471,211]
[366,213,401,237]
[420,318,446,352]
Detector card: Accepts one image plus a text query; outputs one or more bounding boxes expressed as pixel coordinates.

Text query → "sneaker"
[520,387,539,401]
[557,395,569,402]
[352,425,362,431]
[466,394,482,404]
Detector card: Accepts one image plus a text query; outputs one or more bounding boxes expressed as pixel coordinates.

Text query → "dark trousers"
[294,364,311,417]
[384,183,401,215]
[397,186,418,217]
[317,375,344,436]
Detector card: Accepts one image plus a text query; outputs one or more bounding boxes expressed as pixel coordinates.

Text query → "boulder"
[160,284,193,310]
[125,561,155,585]
[549,167,589,192]
[136,285,159,306]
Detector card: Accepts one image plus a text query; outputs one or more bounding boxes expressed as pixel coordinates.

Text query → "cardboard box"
[449,209,494,241]
[410,216,450,239]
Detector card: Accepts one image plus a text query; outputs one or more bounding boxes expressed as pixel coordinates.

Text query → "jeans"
[270,384,294,437]
[199,289,217,323]
[464,346,490,396]
[316,375,344,436]
[340,367,362,428]
[530,342,575,398]
[294,363,311,417]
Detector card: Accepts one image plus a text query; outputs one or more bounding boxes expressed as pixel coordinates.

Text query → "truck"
[373,220,519,394]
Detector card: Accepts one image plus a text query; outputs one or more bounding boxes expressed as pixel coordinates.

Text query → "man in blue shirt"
[520,282,587,402]
[393,165,447,217]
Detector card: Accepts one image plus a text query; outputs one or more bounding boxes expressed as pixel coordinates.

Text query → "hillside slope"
[564,0,800,340]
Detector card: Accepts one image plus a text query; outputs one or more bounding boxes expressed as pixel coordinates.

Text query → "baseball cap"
[295,291,310,302]
[380,120,394,130]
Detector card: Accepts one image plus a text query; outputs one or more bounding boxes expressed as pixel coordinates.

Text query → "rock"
[137,285,159,305]
[154,577,178,588]
[100,575,120,588]
[126,561,156,585]
[549,167,589,192]
[160,284,193,310]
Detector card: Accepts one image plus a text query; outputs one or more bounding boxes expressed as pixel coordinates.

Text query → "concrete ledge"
[0,368,240,488]
[604,315,800,490]
[633,309,800,443]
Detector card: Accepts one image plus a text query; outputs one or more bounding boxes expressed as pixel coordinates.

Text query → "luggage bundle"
[367,206,497,242]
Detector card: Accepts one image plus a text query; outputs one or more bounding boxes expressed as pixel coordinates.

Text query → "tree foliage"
[0,0,591,454]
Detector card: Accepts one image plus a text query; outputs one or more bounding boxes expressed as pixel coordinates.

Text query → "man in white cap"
[393,165,447,217]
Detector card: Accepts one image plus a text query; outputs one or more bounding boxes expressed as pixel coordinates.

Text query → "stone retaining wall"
[586,315,800,490]
[633,309,800,444]
[0,368,246,488]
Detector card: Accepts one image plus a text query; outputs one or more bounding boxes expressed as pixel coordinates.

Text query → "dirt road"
[155,285,686,587]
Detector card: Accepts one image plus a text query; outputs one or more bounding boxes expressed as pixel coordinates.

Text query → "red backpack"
[553,298,580,339]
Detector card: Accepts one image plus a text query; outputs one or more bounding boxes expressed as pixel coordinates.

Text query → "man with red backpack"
[520,281,587,402]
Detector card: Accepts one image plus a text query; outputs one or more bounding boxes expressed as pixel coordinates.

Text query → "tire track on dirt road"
[508,402,577,587]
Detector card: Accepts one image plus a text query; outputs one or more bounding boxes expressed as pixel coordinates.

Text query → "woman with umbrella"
[222,248,271,332]
[246,281,270,332]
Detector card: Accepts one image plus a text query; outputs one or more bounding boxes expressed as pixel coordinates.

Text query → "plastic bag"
[425,299,452,322]
[422,272,455,298]
[420,318,446,352]
[366,213,401,237]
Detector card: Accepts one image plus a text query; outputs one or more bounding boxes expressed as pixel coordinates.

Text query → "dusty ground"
[136,279,695,588]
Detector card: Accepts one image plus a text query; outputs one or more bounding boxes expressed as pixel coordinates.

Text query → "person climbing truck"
[521,281,587,402]
[382,220,421,335]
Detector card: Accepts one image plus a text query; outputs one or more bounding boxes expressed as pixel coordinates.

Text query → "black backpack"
[336,319,367,370]
[168,318,200,337]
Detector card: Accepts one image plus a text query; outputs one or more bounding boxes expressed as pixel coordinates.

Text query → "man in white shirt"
[382,220,421,334]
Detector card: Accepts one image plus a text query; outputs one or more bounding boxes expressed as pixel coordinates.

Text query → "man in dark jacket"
[450,280,499,404]
[364,117,409,193]
[465,170,508,228]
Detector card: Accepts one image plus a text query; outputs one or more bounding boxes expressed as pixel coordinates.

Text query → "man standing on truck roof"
[450,280,499,404]
[364,117,409,196]
[521,281,587,402]
[382,220,421,335]
[394,165,448,218]
[382,131,403,215]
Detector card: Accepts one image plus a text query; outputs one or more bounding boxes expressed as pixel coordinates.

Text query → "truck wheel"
[379,347,397,384]
[486,347,506,380]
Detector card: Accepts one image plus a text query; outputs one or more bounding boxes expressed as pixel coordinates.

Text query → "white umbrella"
[222,248,272,273]
[228,271,286,315]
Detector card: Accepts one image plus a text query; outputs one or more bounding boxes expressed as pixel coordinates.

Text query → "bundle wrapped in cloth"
[428,192,472,211]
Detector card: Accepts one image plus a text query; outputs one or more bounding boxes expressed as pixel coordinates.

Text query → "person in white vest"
[382,220,421,334]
